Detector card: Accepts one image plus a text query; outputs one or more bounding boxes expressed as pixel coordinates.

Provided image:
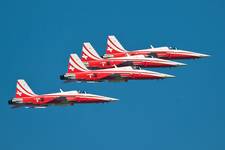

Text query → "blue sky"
[0,0,224,149]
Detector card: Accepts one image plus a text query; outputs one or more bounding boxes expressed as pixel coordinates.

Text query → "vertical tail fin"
[81,42,102,61]
[67,54,88,73]
[16,79,36,98]
[106,35,127,54]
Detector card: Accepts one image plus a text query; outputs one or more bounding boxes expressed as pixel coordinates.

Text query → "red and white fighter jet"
[60,54,175,82]
[104,35,209,59]
[8,79,117,108]
[81,42,186,69]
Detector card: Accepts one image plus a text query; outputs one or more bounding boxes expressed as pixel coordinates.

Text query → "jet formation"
[9,35,209,108]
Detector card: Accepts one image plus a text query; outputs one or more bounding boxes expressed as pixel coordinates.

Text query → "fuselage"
[9,91,117,107]
[61,66,175,82]
[105,47,209,59]
[83,55,185,69]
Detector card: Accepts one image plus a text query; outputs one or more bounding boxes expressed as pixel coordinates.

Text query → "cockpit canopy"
[132,66,142,70]
[169,46,178,50]
[78,90,87,94]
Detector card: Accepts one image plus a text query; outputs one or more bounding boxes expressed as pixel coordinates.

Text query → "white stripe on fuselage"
[107,55,174,62]
[74,67,167,76]
[44,91,109,99]
[133,47,194,54]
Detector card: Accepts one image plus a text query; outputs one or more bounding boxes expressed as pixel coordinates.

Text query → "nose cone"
[196,53,210,58]
[174,62,187,66]
[164,60,187,67]
[187,51,210,58]
[154,72,175,78]
[161,74,176,78]
[179,50,210,59]
[95,95,119,102]
[150,58,187,67]
[145,70,176,79]
[107,97,119,101]
[102,97,119,102]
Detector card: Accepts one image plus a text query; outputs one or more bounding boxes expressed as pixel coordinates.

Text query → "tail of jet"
[67,54,88,73]
[106,35,127,54]
[81,42,103,61]
[15,79,36,98]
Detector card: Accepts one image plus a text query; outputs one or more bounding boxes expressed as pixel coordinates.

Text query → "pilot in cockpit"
[132,66,142,70]
[78,90,87,94]
[169,46,178,50]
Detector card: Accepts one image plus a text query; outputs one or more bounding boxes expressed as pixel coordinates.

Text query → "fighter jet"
[8,79,117,108]
[60,53,175,82]
[81,42,186,69]
[104,35,209,59]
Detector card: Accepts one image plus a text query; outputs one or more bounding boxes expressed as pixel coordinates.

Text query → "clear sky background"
[0,0,224,149]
